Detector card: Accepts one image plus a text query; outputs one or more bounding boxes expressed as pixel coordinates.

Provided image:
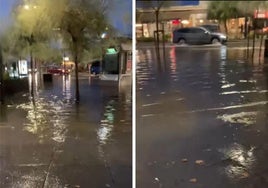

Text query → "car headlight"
[220,35,227,39]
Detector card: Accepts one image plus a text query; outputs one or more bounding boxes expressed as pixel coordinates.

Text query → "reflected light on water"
[12,171,62,188]
[62,74,72,101]
[28,72,39,94]
[169,47,177,74]
[219,143,256,179]
[217,111,257,126]
[136,50,154,87]
[97,100,115,145]
[136,50,145,63]
[220,45,227,60]
[146,49,153,65]
[17,96,70,143]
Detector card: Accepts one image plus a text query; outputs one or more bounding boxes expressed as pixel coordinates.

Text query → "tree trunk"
[252,29,256,60]
[74,43,80,103]
[244,17,248,38]
[30,49,34,98]
[155,9,161,69]
[247,33,250,58]
[155,10,159,45]
[0,45,4,104]
[259,34,264,63]
[224,20,228,35]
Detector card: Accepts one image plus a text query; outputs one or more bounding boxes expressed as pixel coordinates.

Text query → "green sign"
[106,48,117,55]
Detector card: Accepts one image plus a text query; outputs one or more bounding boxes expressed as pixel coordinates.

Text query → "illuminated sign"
[106,48,117,55]
[18,60,28,75]
[254,10,268,18]
[172,19,181,25]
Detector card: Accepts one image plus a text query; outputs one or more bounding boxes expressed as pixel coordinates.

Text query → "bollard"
[264,39,268,58]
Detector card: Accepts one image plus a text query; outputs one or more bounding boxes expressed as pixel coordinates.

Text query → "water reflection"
[17,75,73,144]
[169,47,177,76]
[11,170,62,188]
[219,143,256,180]
[220,45,227,60]
[96,90,132,187]
[28,72,39,95]
[217,111,258,126]
[62,74,72,102]
[98,99,116,145]
[137,45,268,187]
[97,90,132,146]
[1,72,131,187]
[16,95,70,143]
[136,49,155,88]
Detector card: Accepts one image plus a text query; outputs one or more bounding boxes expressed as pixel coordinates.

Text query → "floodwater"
[0,74,132,188]
[136,44,268,188]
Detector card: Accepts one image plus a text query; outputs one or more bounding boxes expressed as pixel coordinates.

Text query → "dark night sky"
[0,0,132,35]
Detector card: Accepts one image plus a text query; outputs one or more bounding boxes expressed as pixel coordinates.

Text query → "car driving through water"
[172,26,227,45]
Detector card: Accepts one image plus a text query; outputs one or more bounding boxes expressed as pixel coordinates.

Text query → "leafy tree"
[137,0,171,65]
[59,0,109,102]
[207,1,241,35]
[5,0,66,97]
[6,0,112,102]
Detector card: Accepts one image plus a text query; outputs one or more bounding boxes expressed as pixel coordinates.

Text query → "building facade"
[136,1,210,38]
[136,1,249,40]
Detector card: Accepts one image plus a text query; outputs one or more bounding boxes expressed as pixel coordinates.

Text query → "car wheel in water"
[211,38,220,44]
[178,39,186,45]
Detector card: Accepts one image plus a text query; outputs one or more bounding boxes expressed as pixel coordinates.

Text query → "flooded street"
[136,44,268,188]
[0,74,132,187]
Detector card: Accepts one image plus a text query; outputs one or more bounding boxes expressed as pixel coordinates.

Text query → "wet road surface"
[0,74,131,188]
[137,44,268,188]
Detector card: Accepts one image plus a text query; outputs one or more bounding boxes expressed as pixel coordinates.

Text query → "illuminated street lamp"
[24,4,37,10]
[24,5,30,10]
[63,57,69,62]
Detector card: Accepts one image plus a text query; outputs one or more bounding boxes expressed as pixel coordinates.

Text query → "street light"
[24,4,37,10]
[24,5,30,10]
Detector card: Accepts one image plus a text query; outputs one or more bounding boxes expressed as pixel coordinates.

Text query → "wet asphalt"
[0,74,132,188]
[136,43,268,188]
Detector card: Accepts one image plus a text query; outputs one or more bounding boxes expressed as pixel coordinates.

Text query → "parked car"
[172,27,227,45]
[47,67,70,75]
[89,60,102,75]
[47,68,62,74]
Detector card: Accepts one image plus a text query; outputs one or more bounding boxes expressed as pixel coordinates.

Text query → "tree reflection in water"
[17,74,72,144]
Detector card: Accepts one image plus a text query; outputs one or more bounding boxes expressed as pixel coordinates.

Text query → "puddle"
[217,111,258,126]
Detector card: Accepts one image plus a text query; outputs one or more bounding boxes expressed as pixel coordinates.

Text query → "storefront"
[136,1,209,38]
[254,10,268,33]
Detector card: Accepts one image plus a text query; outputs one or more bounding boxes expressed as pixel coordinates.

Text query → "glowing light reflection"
[217,111,257,126]
[12,171,62,188]
[169,47,177,74]
[219,143,256,179]
[17,95,70,143]
[97,100,116,145]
